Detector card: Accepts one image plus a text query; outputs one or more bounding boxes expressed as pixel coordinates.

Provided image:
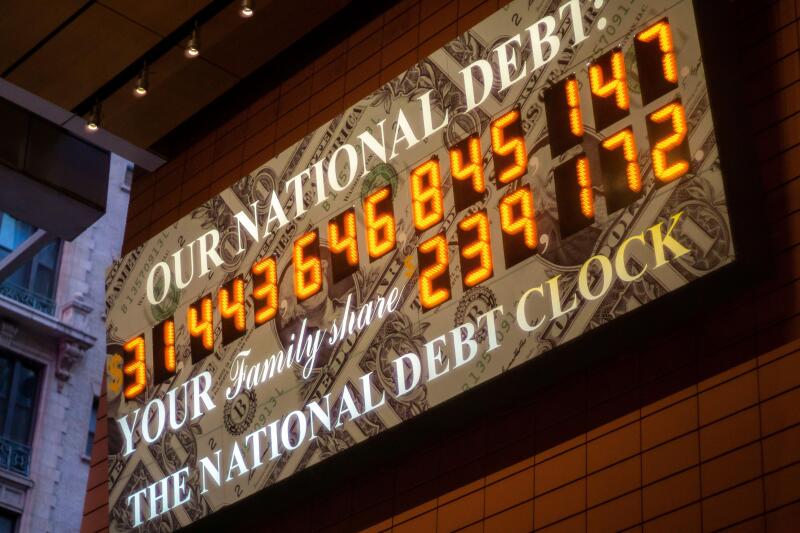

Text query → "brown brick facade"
[83,0,800,531]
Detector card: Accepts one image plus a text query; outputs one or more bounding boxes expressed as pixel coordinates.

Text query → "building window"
[0,352,39,477]
[85,396,98,457]
[0,508,16,533]
[0,211,60,315]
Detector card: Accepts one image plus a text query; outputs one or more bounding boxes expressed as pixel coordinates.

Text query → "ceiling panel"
[1,0,357,161]
[0,0,87,73]
[6,4,161,109]
[99,0,214,37]
[101,49,237,147]
[98,0,350,148]
[200,0,350,79]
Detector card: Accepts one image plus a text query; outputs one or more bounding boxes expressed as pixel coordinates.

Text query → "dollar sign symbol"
[106,353,123,395]
[404,256,415,279]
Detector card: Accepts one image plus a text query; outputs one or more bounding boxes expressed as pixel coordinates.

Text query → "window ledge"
[0,467,33,489]
[0,293,95,348]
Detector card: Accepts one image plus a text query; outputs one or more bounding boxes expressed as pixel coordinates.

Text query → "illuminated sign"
[105,0,734,529]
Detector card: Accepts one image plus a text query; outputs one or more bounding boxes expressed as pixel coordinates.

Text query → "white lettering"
[495,35,527,91]
[146,262,170,305]
[461,59,493,112]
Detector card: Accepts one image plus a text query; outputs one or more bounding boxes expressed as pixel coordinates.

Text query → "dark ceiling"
[0,0,351,167]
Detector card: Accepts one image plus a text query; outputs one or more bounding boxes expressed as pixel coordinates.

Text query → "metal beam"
[0,230,55,284]
[0,79,165,172]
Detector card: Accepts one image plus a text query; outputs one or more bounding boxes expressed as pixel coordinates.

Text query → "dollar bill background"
[104,0,735,529]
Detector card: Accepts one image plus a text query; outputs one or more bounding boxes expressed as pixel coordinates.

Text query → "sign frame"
[106,0,765,528]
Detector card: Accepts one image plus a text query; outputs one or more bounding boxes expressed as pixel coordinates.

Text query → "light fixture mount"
[134,63,149,97]
[185,23,200,58]
[239,0,254,17]
[85,102,102,133]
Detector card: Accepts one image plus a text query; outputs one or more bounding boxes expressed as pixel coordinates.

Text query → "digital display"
[449,135,486,212]
[364,186,396,260]
[647,99,691,185]
[589,48,630,131]
[490,109,528,185]
[152,318,176,385]
[457,209,493,289]
[600,126,643,213]
[106,2,735,529]
[219,277,246,345]
[417,232,451,310]
[545,75,584,157]
[635,18,679,105]
[252,255,278,325]
[112,14,706,400]
[121,336,145,400]
[187,295,214,363]
[410,157,445,233]
[554,154,594,238]
[328,208,360,283]
[293,230,322,301]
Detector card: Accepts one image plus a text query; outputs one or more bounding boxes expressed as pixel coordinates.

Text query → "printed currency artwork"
[105,0,735,529]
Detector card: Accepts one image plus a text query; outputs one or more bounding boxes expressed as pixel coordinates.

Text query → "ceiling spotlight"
[185,24,200,58]
[134,63,149,97]
[85,102,102,133]
[239,0,254,17]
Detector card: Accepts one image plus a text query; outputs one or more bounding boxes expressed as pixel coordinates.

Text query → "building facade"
[0,154,130,533]
[85,0,800,531]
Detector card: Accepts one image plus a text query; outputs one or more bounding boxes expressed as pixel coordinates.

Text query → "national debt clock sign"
[105,0,734,529]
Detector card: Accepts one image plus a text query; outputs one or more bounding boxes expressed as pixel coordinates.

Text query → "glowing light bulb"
[85,103,101,133]
[239,0,254,17]
[134,65,148,97]
[185,28,200,58]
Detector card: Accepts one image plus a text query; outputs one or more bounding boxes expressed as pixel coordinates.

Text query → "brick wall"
[83,0,800,531]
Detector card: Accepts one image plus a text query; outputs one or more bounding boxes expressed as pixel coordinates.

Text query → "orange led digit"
[153,318,176,384]
[294,231,323,301]
[599,127,643,213]
[219,277,245,330]
[450,137,485,192]
[566,78,584,138]
[417,233,450,310]
[590,50,629,110]
[163,320,176,373]
[554,154,595,238]
[449,135,486,212]
[634,18,679,104]
[328,208,360,282]
[638,21,677,83]
[328,210,358,266]
[499,185,537,268]
[602,129,642,193]
[589,49,630,131]
[458,210,493,288]
[123,335,146,400]
[577,157,594,220]
[491,109,528,185]
[410,158,444,232]
[219,276,246,344]
[252,256,278,325]
[188,297,214,349]
[188,295,214,362]
[364,186,397,260]
[500,187,537,248]
[648,101,690,185]
[544,75,585,158]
